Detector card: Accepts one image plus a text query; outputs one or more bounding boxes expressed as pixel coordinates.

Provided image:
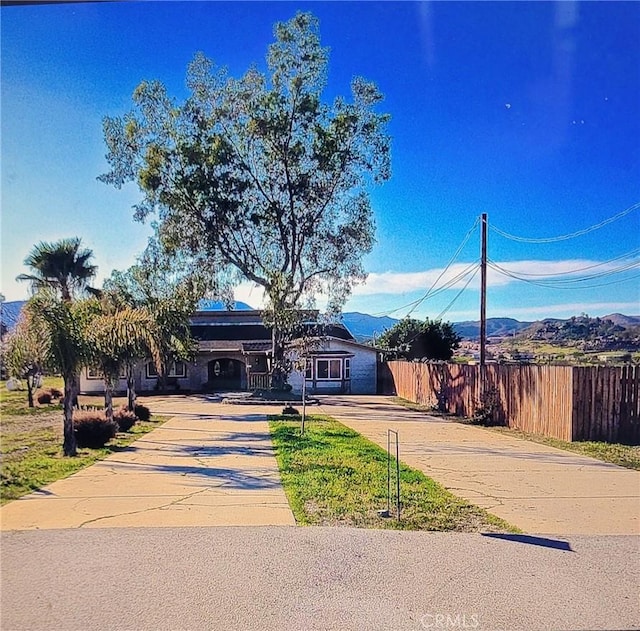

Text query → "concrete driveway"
[318,396,640,535]
[0,396,295,530]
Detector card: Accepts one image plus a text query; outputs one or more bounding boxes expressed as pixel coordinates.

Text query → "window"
[315,358,342,380]
[86,367,125,380]
[344,358,351,379]
[146,361,187,379]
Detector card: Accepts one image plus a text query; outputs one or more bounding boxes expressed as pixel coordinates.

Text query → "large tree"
[17,237,97,302]
[378,318,461,362]
[100,12,391,388]
[3,311,48,408]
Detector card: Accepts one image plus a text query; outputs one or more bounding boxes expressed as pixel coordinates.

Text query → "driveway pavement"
[2,527,638,631]
[318,396,640,535]
[0,396,294,530]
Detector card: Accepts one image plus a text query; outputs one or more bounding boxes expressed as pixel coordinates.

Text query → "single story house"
[80,309,378,395]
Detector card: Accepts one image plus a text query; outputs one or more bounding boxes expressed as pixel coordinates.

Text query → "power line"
[490,201,640,244]
[372,217,479,319]
[372,259,480,318]
[488,256,640,285]
[435,266,479,321]
[491,248,640,277]
[487,259,640,290]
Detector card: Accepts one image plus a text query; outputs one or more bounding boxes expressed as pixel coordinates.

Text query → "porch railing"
[248,372,270,391]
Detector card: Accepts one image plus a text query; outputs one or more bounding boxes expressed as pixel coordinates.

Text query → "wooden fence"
[378,361,640,444]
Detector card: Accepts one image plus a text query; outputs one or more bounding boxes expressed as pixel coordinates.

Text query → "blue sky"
[2,1,639,321]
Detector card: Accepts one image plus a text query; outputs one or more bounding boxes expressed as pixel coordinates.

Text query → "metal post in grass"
[387,429,401,521]
[301,359,307,435]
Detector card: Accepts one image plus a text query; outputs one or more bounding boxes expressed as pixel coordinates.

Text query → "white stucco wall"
[288,338,377,395]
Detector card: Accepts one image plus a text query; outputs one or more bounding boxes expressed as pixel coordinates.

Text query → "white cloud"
[233,282,266,309]
[353,258,639,296]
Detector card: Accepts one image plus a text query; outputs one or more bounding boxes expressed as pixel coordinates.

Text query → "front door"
[207,358,244,390]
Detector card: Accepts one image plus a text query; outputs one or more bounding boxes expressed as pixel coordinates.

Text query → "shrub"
[37,391,52,405]
[282,405,300,416]
[134,404,151,422]
[49,387,63,399]
[114,406,137,432]
[74,412,117,448]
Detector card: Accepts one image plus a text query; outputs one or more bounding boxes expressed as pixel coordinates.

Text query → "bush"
[74,412,117,448]
[282,405,300,416]
[37,391,52,405]
[134,404,151,422]
[36,387,64,405]
[114,406,137,432]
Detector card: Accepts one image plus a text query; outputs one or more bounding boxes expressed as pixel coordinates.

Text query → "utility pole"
[480,213,487,368]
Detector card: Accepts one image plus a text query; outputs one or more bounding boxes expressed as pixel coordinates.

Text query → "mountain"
[602,313,640,328]
[341,312,398,342]
[452,318,532,339]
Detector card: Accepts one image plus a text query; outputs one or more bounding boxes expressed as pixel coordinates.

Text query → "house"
[80,309,378,395]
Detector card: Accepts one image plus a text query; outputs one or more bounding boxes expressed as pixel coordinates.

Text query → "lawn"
[269,414,518,532]
[0,375,65,416]
[1,377,168,504]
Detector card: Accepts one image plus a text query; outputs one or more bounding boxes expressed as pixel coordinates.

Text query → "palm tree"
[17,237,97,302]
[27,291,92,456]
[85,306,161,423]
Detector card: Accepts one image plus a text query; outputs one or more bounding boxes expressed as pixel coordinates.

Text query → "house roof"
[189,310,355,345]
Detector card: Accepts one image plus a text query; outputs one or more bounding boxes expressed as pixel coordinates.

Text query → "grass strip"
[1,414,169,504]
[269,414,518,532]
[391,396,640,471]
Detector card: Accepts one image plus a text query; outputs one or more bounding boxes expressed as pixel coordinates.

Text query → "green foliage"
[378,317,461,361]
[2,312,48,407]
[103,236,200,389]
[101,12,391,381]
[16,237,97,302]
[73,411,117,448]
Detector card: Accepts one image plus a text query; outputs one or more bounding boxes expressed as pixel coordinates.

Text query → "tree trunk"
[104,379,114,425]
[126,363,136,412]
[270,326,288,391]
[26,376,35,408]
[62,375,77,457]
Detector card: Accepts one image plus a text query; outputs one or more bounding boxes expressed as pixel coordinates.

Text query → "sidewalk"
[318,396,640,535]
[0,398,295,530]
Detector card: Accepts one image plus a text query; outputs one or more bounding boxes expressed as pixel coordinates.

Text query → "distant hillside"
[453,318,532,339]
[516,314,639,345]
[603,313,640,328]
[341,312,398,342]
